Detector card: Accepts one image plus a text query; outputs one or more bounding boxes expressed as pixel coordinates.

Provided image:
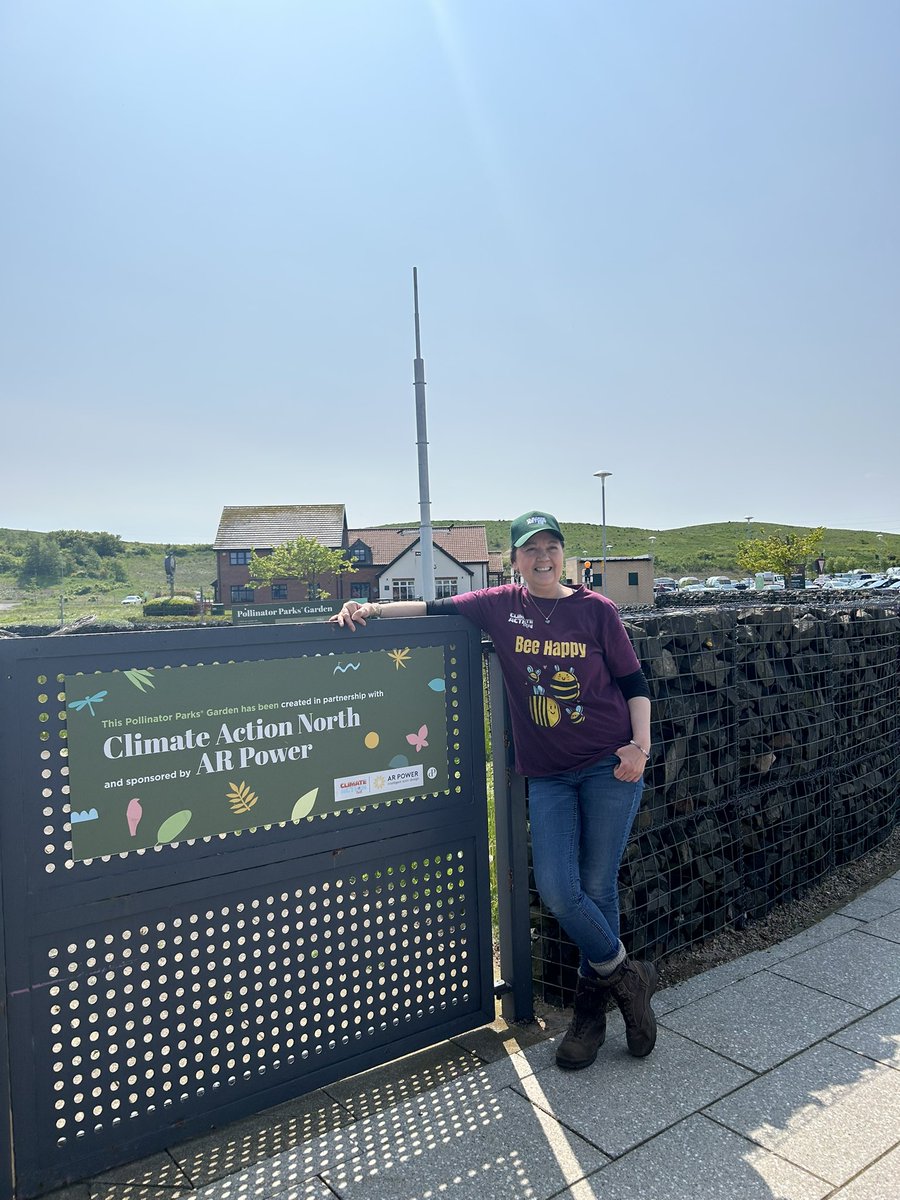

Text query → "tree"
[248,537,356,599]
[736,527,826,577]
[19,536,65,585]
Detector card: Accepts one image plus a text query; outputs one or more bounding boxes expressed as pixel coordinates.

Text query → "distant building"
[346,526,492,603]
[213,506,494,605]
[213,504,349,605]
[564,555,654,607]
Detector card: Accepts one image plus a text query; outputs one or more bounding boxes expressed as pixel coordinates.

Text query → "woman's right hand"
[329,601,374,629]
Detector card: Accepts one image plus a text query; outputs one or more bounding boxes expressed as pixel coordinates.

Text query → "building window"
[271,584,288,600]
[349,542,371,564]
[229,550,252,566]
[392,579,416,601]
[230,586,255,603]
[351,582,371,600]
[628,572,639,586]
[435,578,458,598]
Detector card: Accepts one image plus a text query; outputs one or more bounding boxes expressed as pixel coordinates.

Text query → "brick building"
[213,504,350,605]
[213,507,498,607]
[345,526,493,603]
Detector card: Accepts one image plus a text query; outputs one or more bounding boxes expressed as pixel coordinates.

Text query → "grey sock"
[589,943,626,977]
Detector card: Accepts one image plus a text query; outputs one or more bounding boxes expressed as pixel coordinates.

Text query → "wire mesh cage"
[527,599,899,1005]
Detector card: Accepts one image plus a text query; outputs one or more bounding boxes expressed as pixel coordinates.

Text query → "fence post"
[0,848,11,1200]
[487,647,534,1023]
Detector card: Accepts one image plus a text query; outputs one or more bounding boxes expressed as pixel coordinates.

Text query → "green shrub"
[142,596,200,616]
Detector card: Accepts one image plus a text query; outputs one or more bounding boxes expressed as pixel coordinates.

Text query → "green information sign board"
[232,601,343,624]
[64,645,450,860]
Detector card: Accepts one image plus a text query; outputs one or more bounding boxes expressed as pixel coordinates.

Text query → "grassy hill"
[386,519,900,578]
[0,531,217,626]
[1,520,897,629]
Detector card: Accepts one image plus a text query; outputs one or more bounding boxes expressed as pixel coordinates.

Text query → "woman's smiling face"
[513,532,565,594]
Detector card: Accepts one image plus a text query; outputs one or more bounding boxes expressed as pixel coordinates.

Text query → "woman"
[330,510,657,1071]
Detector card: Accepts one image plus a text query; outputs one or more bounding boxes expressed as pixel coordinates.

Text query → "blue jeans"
[528,756,643,975]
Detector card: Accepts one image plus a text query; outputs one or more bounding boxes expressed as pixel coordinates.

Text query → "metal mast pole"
[413,267,435,601]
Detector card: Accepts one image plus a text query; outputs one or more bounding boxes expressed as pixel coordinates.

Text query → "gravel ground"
[656,824,900,984]
[527,825,900,1033]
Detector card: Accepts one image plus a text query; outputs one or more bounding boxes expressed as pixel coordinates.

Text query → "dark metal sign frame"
[0,617,493,1199]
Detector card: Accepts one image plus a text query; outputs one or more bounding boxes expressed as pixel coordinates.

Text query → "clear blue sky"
[2,1,898,543]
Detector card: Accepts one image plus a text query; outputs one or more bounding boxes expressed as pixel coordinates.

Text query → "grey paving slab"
[319,1088,608,1200]
[836,878,900,922]
[323,1039,487,1118]
[171,1090,354,1187]
[863,908,900,945]
[659,970,865,1071]
[705,1039,900,1185]
[90,1185,195,1200]
[655,914,861,1016]
[43,1186,91,1200]
[91,1152,193,1192]
[194,1174,337,1200]
[771,930,900,1010]
[552,1114,832,1200]
[451,1016,561,1063]
[513,1028,753,1158]
[176,1056,529,1200]
[829,997,900,1069]
[830,1143,900,1200]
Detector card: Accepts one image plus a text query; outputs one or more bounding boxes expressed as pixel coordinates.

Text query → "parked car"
[705,576,736,589]
[121,595,144,605]
[678,577,701,588]
[653,577,678,594]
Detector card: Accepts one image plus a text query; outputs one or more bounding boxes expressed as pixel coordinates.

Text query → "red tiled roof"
[348,526,489,566]
[214,505,347,550]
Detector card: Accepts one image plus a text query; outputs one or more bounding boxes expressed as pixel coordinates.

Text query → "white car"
[121,595,144,605]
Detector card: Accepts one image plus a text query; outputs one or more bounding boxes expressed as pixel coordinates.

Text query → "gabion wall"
[530,601,900,1004]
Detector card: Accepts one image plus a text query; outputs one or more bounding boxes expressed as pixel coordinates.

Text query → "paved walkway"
[53,869,900,1200]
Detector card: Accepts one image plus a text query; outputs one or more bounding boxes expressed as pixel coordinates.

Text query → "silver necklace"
[527,589,562,624]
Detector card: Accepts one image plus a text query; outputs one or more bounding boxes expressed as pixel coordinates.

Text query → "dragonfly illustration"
[406,724,429,752]
[67,691,108,717]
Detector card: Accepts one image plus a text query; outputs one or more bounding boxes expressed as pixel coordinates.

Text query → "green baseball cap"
[510,510,565,549]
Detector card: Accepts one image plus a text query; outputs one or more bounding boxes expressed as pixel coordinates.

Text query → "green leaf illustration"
[156,809,192,843]
[291,788,318,821]
[124,668,155,692]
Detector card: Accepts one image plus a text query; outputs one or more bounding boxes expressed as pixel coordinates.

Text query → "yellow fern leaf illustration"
[227,780,259,814]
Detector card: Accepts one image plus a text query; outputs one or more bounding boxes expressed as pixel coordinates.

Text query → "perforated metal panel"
[0,618,493,1198]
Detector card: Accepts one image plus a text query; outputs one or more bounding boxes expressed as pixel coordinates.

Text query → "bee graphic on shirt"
[549,668,580,704]
[527,663,585,729]
[526,664,545,694]
[526,664,560,726]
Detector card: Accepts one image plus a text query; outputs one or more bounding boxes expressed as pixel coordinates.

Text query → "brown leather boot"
[607,958,659,1057]
[555,975,610,1070]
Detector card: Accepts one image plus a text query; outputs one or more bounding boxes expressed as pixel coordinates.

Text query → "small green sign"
[232,601,343,624]
[64,645,450,860]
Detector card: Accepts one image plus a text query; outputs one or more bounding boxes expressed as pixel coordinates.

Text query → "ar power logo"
[333,764,424,802]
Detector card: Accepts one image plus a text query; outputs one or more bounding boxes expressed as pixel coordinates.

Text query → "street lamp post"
[593,471,612,595]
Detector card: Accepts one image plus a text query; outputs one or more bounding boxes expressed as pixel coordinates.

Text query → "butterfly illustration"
[67,691,108,716]
[405,724,429,752]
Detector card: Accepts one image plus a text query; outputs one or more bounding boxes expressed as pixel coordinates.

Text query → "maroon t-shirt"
[448,584,641,777]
